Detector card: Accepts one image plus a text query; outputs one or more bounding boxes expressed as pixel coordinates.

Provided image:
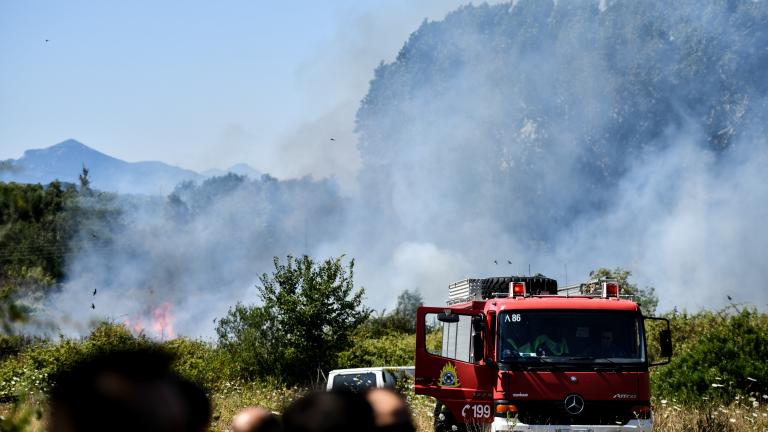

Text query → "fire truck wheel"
[433,401,466,432]
[481,276,558,298]
[480,277,515,299]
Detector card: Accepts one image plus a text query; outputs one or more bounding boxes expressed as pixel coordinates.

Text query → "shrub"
[337,332,416,367]
[652,306,768,403]
[163,337,232,391]
[359,289,423,337]
[216,255,371,385]
[0,321,151,397]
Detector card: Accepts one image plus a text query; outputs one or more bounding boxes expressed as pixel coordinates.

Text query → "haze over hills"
[0,139,262,195]
[8,0,768,338]
[201,163,262,180]
[351,0,768,311]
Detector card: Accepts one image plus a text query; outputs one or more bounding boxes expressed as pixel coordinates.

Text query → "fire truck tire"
[433,401,466,432]
[480,276,558,298]
[480,277,513,298]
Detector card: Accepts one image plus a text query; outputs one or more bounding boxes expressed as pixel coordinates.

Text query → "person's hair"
[231,407,281,432]
[49,347,211,432]
[366,388,415,432]
[282,390,375,432]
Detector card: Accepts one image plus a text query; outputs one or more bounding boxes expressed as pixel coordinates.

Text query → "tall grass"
[1,307,766,431]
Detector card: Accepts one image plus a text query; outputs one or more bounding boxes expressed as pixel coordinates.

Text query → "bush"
[652,306,768,403]
[216,255,371,385]
[337,332,416,367]
[0,321,152,397]
[164,337,232,392]
[360,289,423,337]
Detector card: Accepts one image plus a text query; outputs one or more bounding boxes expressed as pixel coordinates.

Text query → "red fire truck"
[415,276,672,432]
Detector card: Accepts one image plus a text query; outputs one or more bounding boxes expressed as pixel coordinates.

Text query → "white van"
[325,366,415,392]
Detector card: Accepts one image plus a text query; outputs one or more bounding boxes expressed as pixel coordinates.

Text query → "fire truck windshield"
[498,310,645,365]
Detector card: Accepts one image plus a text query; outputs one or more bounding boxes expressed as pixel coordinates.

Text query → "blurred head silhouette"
[282,390,374,432]
[48,347,210,432]
[366,388,415,432]
[231,406,281,432]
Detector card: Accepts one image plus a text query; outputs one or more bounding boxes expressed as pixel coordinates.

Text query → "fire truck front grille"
[500,401,646,426]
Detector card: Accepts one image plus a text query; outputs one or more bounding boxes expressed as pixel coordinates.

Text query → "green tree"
[216,255,371,385]
[0,267,55,334]
[589,268,658,316]
[0,181,79,279]
[214,303,279,382]
[78,165,91,195]
[0,160,17,173]
[393,289,423,329]
[0,181,80,334]
[361,289,423,336]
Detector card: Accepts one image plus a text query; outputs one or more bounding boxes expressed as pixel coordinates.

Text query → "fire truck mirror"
[659,329,673,358]
[471,315,485,332]
[472,333,484,363]
[484,357,498,369]
[437,312,460,323]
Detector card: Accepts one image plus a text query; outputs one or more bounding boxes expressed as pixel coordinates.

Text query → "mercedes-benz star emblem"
[564,394,585,415]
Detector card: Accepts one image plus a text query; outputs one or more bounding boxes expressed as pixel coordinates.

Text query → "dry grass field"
[3,387,767,432]
[209,388,768,432]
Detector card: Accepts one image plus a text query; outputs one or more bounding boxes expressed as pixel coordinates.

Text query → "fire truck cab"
[415,276,672,432]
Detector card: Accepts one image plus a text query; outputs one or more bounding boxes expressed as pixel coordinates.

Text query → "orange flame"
[122,302,175,339]
[124,316,144,333]
[151,302,175,339]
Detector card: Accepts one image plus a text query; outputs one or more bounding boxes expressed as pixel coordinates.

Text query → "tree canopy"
[216,255,370,385]
[589,267,658,316]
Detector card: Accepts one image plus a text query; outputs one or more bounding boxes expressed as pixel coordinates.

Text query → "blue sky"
[0,0,490,187]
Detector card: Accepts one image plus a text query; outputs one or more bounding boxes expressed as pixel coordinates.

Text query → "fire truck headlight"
[631,405,651,419]
[495,404,518,414]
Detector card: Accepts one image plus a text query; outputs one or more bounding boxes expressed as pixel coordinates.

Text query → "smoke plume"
[45,0,768,337]
[351,0,768,312]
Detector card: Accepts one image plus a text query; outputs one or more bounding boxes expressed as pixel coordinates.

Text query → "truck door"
[415,306,496,427]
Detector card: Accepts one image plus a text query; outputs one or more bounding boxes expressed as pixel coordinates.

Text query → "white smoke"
[349,0,768,312]
[43,0,768,338]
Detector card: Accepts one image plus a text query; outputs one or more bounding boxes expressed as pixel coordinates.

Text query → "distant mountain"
[201,163,262,179]
[226,163,262,178]
[0,139,202,195]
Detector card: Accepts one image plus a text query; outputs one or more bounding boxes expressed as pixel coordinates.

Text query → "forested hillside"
[0,172,346,338]
[1,179,767,431]
[2,0,768,430]
[357,0,768,239]
[0,181,80,333]
[352,0,768,310]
